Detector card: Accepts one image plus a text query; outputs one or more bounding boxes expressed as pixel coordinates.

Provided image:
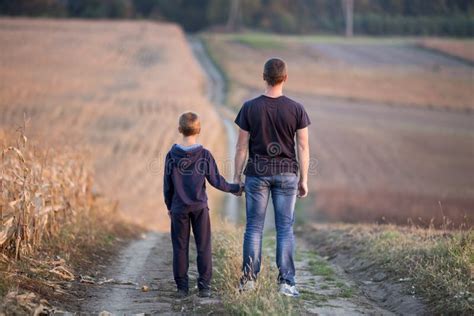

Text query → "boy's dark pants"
[171,207,212,291]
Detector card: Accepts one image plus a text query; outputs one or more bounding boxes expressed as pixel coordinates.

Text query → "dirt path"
[79,233,223,314]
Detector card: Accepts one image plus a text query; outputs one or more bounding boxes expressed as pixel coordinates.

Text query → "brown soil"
[77,232,225,314]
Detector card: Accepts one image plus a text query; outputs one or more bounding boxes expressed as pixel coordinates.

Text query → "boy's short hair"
[263,58,287,86]
[179,112,201,136]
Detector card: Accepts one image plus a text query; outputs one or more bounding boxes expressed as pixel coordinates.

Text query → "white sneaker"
[239,280,256,292]
[279,283,300,297]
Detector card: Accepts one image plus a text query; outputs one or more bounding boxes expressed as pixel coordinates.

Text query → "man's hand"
[297,180,308,198]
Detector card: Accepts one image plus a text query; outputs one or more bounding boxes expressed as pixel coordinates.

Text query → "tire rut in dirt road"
[81,233,223,314]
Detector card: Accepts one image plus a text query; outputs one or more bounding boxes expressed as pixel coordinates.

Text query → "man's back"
[234,94,310,176]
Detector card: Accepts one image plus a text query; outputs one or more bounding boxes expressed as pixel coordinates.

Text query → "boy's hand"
[233,183,244,196]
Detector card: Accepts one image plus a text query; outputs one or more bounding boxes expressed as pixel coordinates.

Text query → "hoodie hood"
[169,144,204,164]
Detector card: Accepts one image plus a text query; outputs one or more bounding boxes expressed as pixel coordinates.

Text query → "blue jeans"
[242,173,298,286]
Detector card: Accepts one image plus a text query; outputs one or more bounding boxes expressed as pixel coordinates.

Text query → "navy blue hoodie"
[163,144,240,213]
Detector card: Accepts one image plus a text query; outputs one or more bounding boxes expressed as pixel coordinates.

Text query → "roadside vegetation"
[0,128,141,313]
[306,223,473,314]
[212,223,368,314]
[212,224,295,315]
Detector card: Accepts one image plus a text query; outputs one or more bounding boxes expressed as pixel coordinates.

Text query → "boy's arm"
[205,151,240,193]
[163,153,174,211]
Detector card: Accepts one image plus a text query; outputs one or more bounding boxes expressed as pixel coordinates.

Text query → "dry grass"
[0,127,141,313]
[0,18,228,231]
[307,223,473,314]
[203,33,474,110]
[418,38,474,63]
[212,223,295,315]
[0,124,92,259]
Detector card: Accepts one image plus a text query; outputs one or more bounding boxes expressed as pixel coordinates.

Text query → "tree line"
[1,0,473,37]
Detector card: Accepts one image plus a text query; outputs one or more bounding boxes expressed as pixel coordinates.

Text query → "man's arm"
[296,127,309,198]
[233,128,249,185]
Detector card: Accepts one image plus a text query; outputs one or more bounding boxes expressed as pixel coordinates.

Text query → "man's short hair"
[179,112,201,136]
[263,58,287,86]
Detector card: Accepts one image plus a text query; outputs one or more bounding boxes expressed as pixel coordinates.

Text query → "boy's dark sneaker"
[198,289,211,298]
[176,289,189,299]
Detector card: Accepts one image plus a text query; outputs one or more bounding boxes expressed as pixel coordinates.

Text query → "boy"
[163,112,242,298]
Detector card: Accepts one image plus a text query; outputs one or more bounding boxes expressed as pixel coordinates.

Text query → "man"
[234,58,310,297]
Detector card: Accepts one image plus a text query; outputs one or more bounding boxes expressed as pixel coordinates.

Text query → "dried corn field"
[0,129,92,258]
[0,18,227,231]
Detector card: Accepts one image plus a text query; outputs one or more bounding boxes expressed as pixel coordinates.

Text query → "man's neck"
[179,135,198,147]
[264,84,284,98]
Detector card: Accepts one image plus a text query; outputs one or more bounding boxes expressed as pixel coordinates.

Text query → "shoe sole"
[279,291,300,298]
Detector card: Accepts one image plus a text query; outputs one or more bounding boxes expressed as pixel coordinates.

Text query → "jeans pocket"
[280,174,298,190]
[245,176,267,193]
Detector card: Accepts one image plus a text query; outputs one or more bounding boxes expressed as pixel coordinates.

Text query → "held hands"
[233,176,244,196]
[297,179,308,198]
[233,182,245,196]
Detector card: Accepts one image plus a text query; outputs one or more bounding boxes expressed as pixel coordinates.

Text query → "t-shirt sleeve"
[296,104,311,130]
[234,103,250,131]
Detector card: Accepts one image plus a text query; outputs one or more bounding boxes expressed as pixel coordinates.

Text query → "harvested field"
[303,96,474,226]
[203,33,474,226]
[205,33,474,110]
[0,18,228,231]
[417,38,474,64]
[312,42,468,68]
